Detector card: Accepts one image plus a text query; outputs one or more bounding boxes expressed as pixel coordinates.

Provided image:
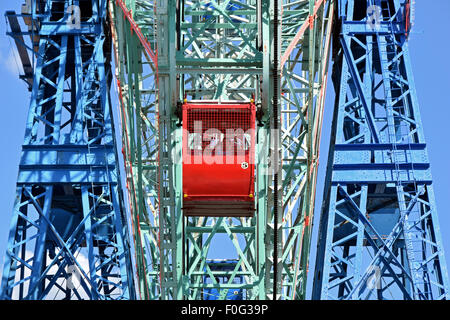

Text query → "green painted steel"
[111,0,334,300]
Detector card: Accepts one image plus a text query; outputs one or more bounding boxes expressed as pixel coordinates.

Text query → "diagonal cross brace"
[340,35,381,143]
[336,184,415,298]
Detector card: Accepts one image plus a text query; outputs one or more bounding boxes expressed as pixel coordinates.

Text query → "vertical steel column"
[155,0,181,299]
[313,0,449,300]
[1,0,135,300]
[112,0,334,300]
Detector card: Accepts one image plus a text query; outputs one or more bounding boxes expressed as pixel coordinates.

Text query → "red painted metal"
[182,102,256,217]
[405,0,412,37]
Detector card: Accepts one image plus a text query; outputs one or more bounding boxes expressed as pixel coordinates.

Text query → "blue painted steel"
[1,0,135,300]
[312,0,450,300]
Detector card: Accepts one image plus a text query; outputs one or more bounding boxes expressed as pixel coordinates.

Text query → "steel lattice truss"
[312,0,450,300]
[4,0,448,302]
[1,0,135,300]
[111,0,334,300]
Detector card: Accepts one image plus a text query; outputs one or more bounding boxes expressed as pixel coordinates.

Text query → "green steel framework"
[110,0,334,300]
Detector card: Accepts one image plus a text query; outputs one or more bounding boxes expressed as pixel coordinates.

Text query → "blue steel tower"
[1,0,135,299]
[313,0,449,299]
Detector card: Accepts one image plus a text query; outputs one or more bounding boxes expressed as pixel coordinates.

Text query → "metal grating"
[186,107,252,155]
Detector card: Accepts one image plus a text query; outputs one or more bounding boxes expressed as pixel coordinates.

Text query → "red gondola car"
[182,101,256,217]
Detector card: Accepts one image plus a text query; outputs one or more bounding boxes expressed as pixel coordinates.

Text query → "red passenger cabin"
[182,101,256,217]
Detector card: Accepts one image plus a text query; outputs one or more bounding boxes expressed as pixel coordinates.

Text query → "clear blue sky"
[0,1,448,299]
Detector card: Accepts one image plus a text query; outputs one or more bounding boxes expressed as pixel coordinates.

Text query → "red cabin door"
[182,102,256,217]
